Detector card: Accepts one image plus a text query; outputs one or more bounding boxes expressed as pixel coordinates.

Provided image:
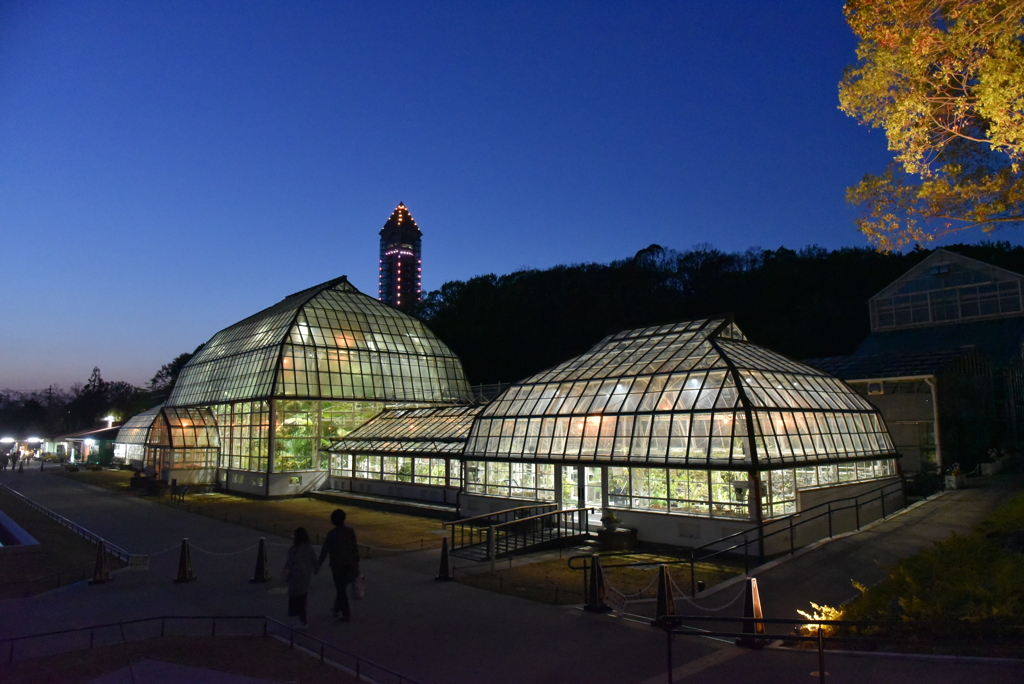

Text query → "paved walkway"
[635,474,1023,626]
[1,468,1022,683]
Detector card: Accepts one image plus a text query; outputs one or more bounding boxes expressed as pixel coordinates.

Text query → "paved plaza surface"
[1,468,1022,683]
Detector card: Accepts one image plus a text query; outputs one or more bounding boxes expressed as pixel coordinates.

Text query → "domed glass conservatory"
[158,276,472,496]
[460,317,900,546]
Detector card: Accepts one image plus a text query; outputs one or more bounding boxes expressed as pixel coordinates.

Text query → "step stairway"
[451,525,591,562]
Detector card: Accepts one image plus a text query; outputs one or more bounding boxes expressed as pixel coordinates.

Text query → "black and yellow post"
[250,538,270,583]
[173,538,197,583]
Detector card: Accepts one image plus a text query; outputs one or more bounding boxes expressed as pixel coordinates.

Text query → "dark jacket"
[319,525,359,569]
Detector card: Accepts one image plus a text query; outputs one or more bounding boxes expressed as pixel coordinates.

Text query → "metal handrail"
[480,507,594,570]
[687,478,905,559]
[567,479,906,595]
[445,503,558,550]
[0,482,147,567]
[448,503,558,527]
[654,614,1024,684]
[1,614,424,684]
[682,480,905,588]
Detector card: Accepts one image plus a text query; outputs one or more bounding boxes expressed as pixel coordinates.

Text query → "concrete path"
[1,467,1022,683]
[748,478,1017,622]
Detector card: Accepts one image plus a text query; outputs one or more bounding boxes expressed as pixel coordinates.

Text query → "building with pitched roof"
[147,276,471,496]
[461,318,898,545]
[807,249,1024,477]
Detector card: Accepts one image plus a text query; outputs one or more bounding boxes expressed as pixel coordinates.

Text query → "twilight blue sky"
[0,1,1014,391]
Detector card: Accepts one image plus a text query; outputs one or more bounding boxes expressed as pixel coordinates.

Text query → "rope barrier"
[602,564,746,613]
[148,543,185,557]
[603,572,660,600]
[669,575,747,612]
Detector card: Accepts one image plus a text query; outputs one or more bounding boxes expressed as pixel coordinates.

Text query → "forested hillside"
[418,242,1024,385]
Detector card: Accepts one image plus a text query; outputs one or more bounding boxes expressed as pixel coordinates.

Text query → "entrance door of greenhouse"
[584,467,603,516]
[560,466,605,524]
[560,466,580,509]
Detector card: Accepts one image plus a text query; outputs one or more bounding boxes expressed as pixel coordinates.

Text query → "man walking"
[318,509,360,621]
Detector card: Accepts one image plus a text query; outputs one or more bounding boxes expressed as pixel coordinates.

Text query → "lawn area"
[456,550,743,606]
[0,485,126,599]
[52,468,448,554]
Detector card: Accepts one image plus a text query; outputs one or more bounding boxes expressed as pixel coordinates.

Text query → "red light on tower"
[378,202,422,310]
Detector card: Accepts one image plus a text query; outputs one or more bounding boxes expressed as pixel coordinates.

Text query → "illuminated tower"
[378,202,422,311]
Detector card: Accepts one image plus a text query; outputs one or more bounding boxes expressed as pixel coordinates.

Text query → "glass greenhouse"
[461,318,899,542]
[113,404,220,483]
[163,276,472,496]
[325,406,482,503]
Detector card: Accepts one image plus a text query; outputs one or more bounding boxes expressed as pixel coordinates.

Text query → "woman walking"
[283,527,318,628]
[318,509,360,621]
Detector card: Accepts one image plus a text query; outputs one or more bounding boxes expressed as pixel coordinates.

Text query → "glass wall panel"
[213,401,270,473]
[710,471,749,518]
[275,400,316,472]
[355,455,381,479]
[669,469,710,515]
[463,461,554,501]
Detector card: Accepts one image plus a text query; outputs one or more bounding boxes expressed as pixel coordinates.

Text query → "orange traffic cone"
[584,554,610,612]
[435,536,454,581]
[250,538,270,583]
[173,538,197,583]
[89,541,112,584]
[736,577,765,648]
[652,564,676,626]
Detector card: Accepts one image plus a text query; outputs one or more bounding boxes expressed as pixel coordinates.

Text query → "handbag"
[350,575,366,600]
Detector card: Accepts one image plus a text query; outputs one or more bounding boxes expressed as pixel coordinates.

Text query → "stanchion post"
[250,538,271,583]
[818,622,826,684]
[435,537,454,581]
[487,526,496,574]
[743,534,749,574]
[689,550,696,597]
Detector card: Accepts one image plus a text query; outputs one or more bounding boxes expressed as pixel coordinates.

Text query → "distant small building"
[378,202,423,312]
[807,249,1024,475]
[54,425,122,464]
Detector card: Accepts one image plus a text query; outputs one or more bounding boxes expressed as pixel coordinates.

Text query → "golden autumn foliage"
[840,1,1024,249]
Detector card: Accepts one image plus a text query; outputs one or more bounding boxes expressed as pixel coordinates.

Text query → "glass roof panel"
[167,277,471,406]
[115,405,163,446]
[326,405,483,456]
[465,318,896,468]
